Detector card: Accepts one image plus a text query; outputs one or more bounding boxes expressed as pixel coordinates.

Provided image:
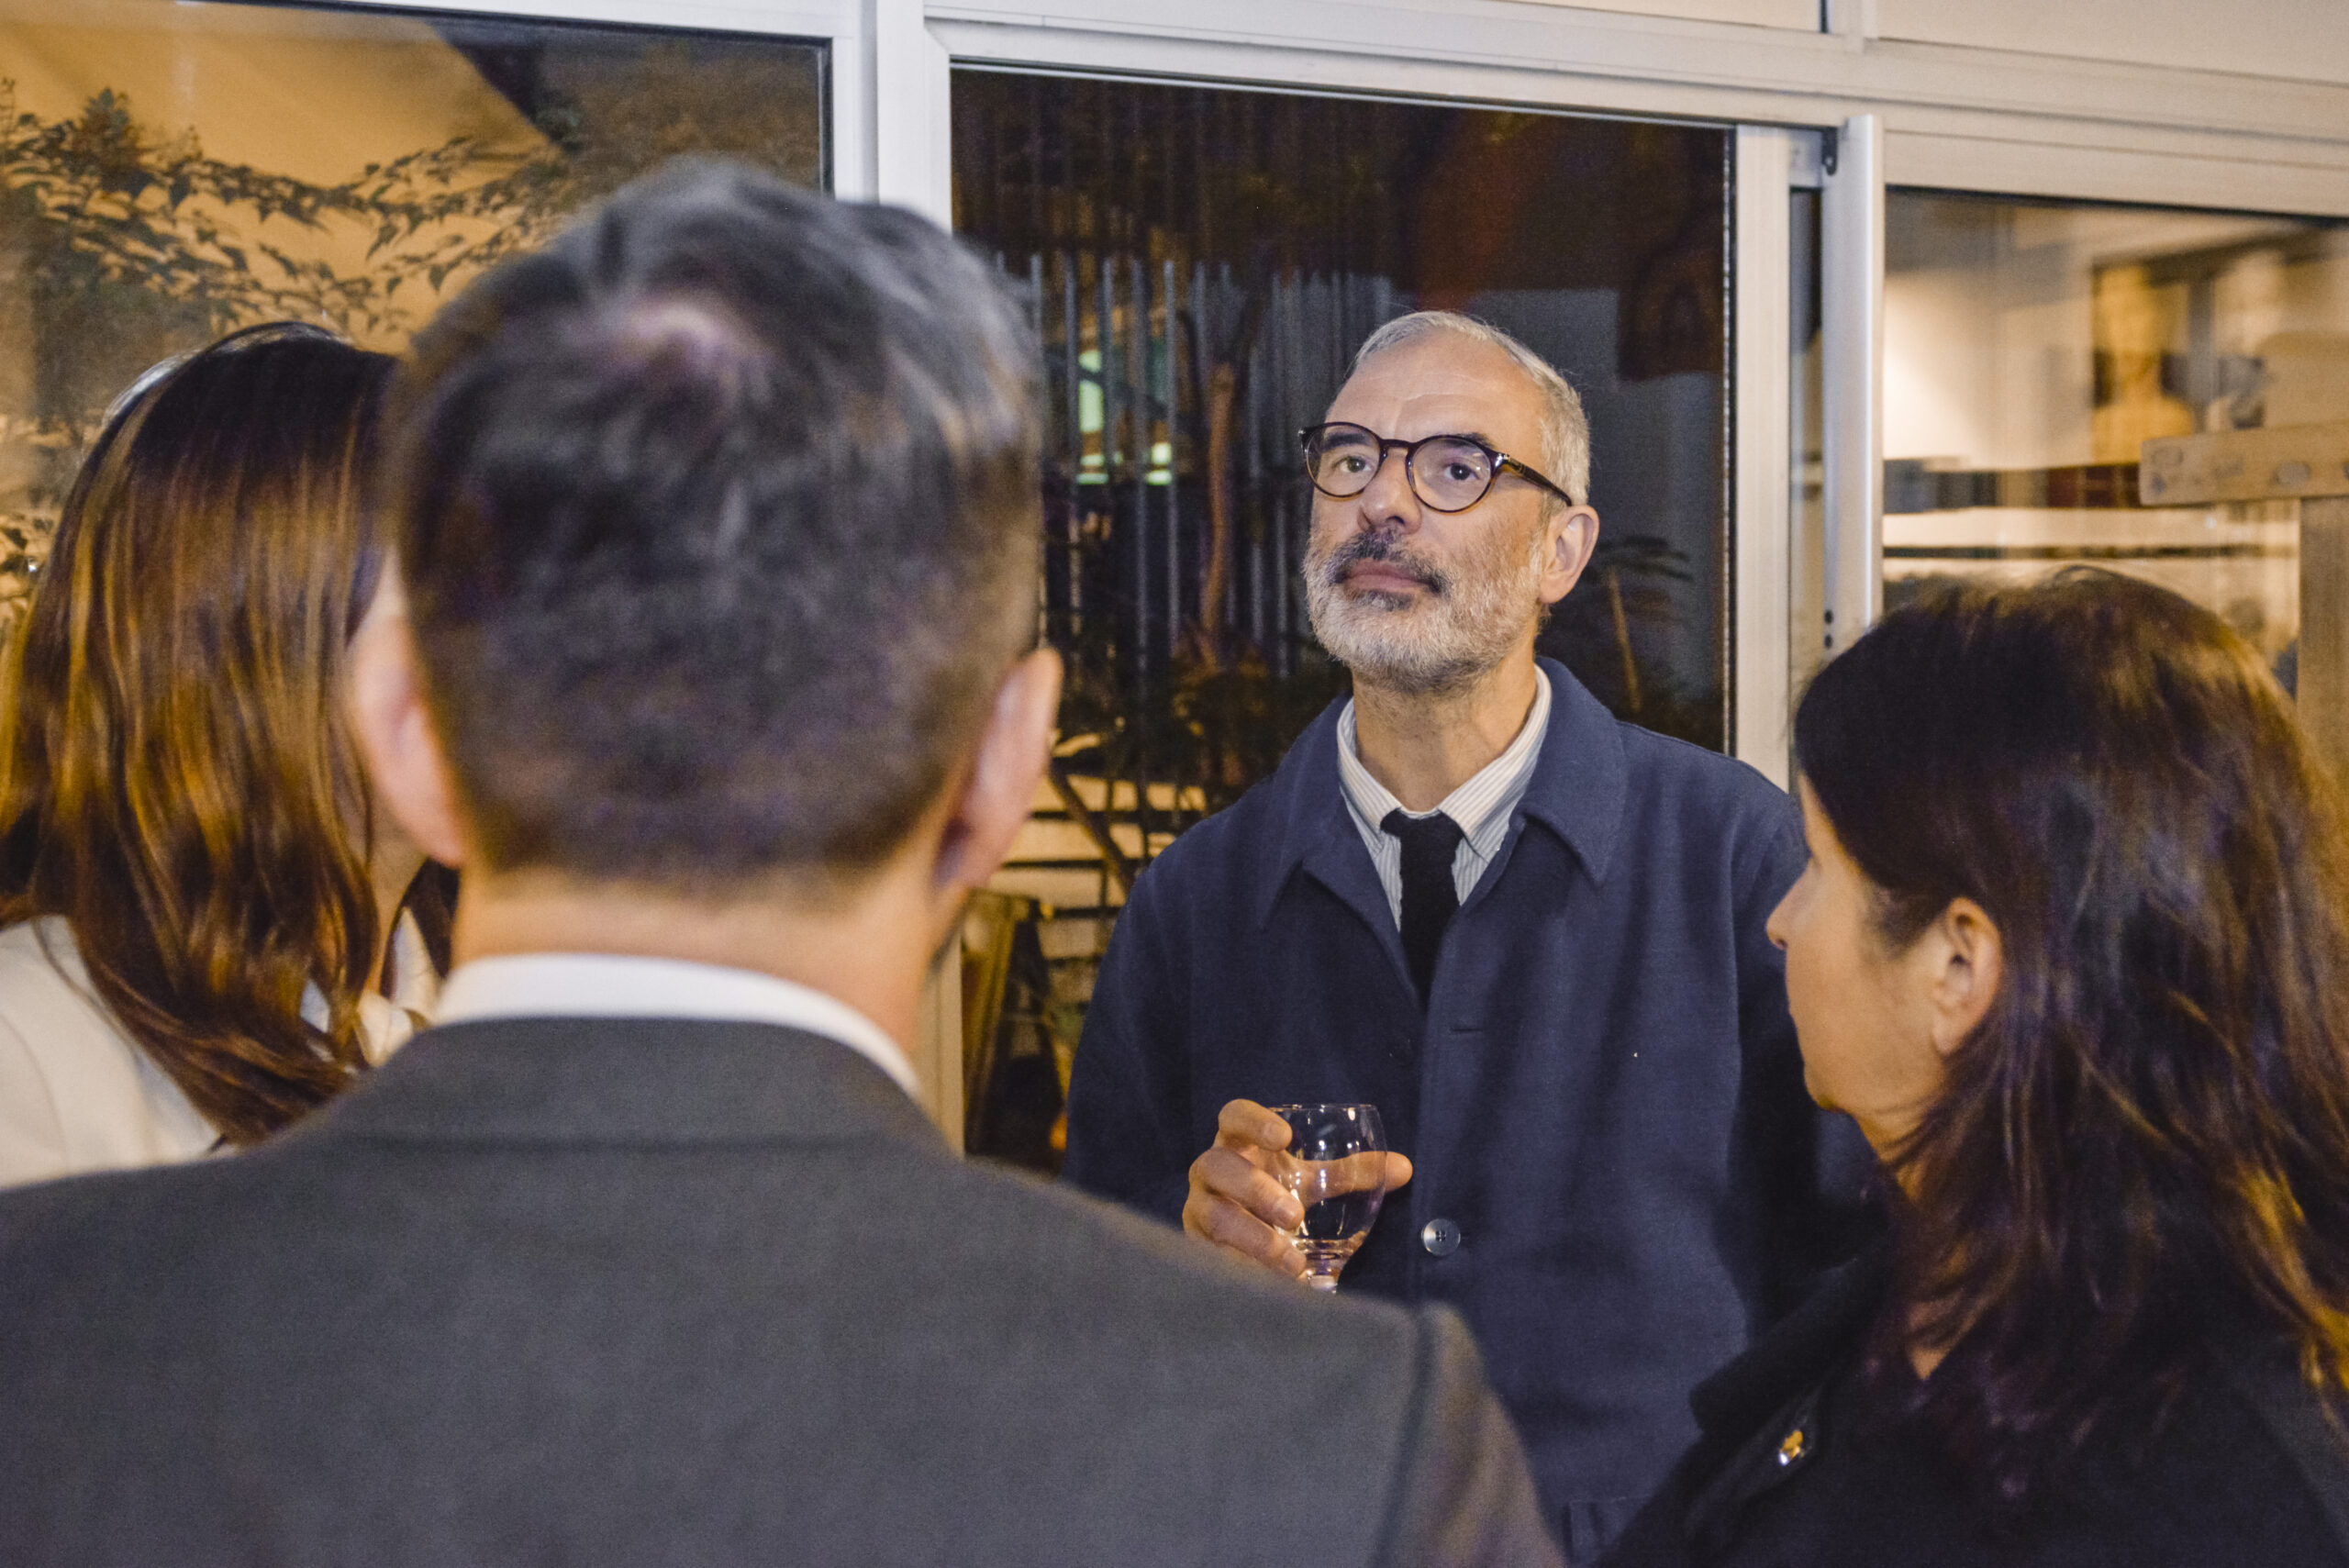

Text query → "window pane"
[0,0,826,627]
[1883,191,2349,676]
[952,72,1732,857]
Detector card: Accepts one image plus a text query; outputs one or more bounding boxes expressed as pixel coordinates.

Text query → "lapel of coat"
[1246,663,1631,1005]
[1250,698,1417,1003]
[1508,659,1627,890]
[1680,1250,1889,1551]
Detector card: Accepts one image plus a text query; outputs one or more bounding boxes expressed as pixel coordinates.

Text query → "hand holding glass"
[1268,1103,1389,1291]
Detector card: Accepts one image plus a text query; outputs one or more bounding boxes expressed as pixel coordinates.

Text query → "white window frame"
[328,0,953,223]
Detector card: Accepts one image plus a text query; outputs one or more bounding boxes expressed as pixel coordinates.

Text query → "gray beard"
[1304,527,1544,697]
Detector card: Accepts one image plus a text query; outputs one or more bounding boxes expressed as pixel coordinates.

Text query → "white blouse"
[0,914,438,1191]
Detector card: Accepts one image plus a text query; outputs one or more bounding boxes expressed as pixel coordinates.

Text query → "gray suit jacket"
[0,1018,1561,1566]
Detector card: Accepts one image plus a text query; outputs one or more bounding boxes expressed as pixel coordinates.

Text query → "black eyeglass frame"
[1297,421,1576,514]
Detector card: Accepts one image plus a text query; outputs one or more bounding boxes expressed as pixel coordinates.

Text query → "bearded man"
[1063,312,1863,1562]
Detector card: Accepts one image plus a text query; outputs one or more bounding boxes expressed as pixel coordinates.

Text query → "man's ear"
[934,647,1063,895]
[1538,505,1601,606]
[348,571,470,869]
[1925,897,2004,1058]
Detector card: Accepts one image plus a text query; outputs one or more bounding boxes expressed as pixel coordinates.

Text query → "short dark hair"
[1795,570,2349,1509]
[389,161,1041,888]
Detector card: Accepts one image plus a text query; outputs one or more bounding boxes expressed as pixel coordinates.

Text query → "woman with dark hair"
[0,323,451,1186]
[1606,571,2349,1566]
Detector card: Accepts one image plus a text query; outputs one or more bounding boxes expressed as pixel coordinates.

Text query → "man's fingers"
[1194,1146,1303,1230]
[1190,1193,1308,1277]
[1214,1097,1293,1153]
[1287,1149,1414,1203]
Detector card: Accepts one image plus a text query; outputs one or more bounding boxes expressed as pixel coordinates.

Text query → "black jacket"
[1604,1252,2349,1568]
[1064,660,1871,1559]
[0,1017,1562,1567]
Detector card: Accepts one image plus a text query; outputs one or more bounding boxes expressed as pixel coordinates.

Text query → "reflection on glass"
[952,72,1732,877]
[0,0,826,629]
[1883,192,2349,675]
[1269,1102,1389,1293]
[1789,186,1825,690]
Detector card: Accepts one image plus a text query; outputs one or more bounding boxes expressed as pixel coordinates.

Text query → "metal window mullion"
[1820,112,1885,657]
[1164,256,1182,659]
[1731,125,1798,788]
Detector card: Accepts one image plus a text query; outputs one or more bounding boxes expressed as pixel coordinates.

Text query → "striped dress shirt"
[1334,666,1553,929]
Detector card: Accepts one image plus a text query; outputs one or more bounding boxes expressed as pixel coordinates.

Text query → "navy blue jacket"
[1064,660,1865,1559]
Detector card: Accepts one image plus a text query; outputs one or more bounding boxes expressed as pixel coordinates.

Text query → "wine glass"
[1268,1103,1389,1292]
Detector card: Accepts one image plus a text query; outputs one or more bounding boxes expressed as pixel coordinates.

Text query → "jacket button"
[1420,1218,1462,1256]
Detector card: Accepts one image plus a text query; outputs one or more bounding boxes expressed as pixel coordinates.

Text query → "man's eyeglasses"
[1298,422,1573,514]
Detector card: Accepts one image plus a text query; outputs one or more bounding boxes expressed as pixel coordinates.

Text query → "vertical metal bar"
[1325,273,1342,408]
[1097,252,1125,682]
[1821,112,1885,654]
[1273,489,1290,676]
[1278,270,1301,673]
[1027,250,1047,648]
[1246,268,1265,651]
[1131,254,1152,681]
[1063,250,1084,627]
[1731,126,1798,789]
[1164,256,1181,655]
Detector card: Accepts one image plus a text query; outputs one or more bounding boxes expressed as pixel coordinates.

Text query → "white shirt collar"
[1337,664,1552,846]
[1332,667,1553,926]
[298,910,440,1066]
[432,952,922,1103]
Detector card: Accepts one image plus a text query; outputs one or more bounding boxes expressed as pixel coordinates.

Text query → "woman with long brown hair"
[1608,571,2349,1566]
[0,323,449,1186]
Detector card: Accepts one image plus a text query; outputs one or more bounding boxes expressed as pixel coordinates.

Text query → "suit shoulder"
[0,1138,248,1245]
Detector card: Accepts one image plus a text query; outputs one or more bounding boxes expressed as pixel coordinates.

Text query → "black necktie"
[1383,809,1465,1006]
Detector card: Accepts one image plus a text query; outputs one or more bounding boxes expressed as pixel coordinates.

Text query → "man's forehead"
[1324,334,1545,449]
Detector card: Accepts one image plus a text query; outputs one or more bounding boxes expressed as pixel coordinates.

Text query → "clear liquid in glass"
[1269,1104,1388,1292]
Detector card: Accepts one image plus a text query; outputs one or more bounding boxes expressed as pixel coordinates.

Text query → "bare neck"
[368,842,429,995]
[450,871,936,1050]
[1352,652,1542,813]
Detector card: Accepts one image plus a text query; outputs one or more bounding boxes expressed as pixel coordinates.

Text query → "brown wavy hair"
[1794,570,2349,1508]
[0,324,401,1145]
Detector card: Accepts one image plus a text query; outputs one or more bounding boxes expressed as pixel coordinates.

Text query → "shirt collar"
[1255,657,1627,929]
[1335,664,1552,847]
[433,952,922,1103]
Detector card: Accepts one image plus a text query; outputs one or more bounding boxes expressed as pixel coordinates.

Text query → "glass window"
[1882,191,2349,679]
[0,0,826,628]
[954,75,1732,1164]
[953,72,1732,845]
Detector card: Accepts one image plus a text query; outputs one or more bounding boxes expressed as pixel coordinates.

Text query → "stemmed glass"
[1268,1103,1390,1292]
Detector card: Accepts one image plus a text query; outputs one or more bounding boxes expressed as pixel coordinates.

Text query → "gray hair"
[1353,311,1590,506]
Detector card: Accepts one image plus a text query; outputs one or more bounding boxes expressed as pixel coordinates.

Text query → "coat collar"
[285,1017,941,1151]
[1687,1246,1890,1440]
[1252,656,1627,930]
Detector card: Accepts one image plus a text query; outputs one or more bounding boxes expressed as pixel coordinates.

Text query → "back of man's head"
[388,161,1041,894]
